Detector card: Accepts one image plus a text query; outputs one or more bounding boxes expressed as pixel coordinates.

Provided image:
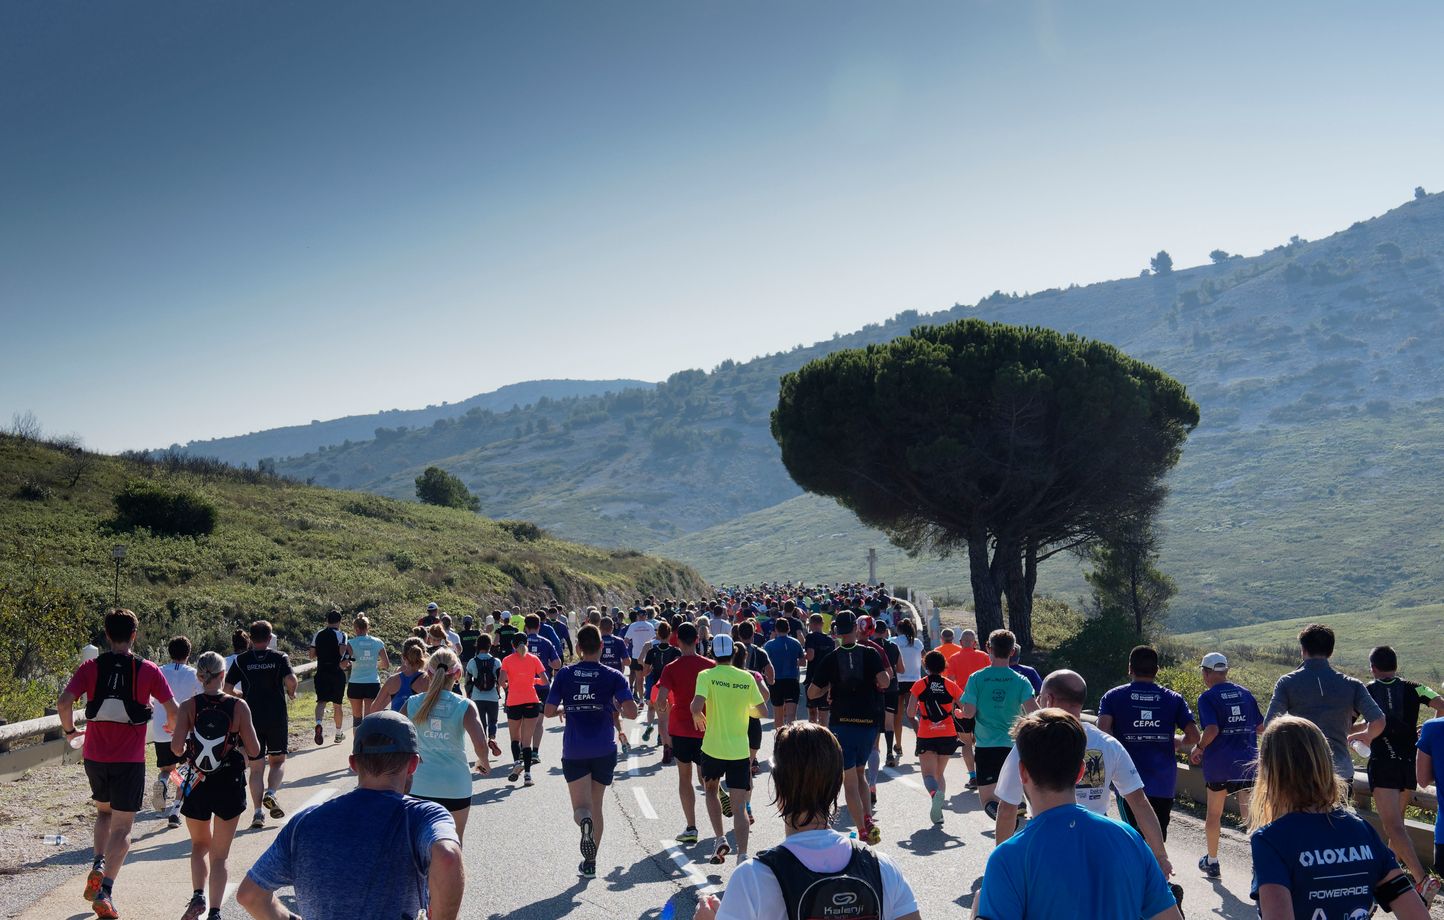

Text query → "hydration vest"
[756,840,884,920]
[187,693,239,773]
[84,652,153,725]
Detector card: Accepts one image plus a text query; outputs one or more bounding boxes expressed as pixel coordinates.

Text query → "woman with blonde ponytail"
[371,638,428,714]
[404,648,491,841]
[1249,716,1428,919]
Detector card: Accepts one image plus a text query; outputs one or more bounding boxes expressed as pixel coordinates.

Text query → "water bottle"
[43,835,66,846]
[1350,739,1371,758]
[848,830,858,840]
[67,732,85,750]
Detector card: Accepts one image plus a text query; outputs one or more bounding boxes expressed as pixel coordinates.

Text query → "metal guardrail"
[0,661,318,753]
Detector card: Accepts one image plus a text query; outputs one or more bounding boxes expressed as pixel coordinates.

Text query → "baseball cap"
[462,615,474,626]
[426,602,439,612]
[833,611,857,634]
[352,711,418,756]
[1201,652,1229,671]
[712,635,734,658]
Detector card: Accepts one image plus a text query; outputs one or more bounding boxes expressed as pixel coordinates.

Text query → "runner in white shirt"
[992,670,1174,879]
[624,607,658,698]
[151,636,203,825]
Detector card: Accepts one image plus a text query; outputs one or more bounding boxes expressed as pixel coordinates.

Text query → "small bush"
[496,520,546,542]
[1047,607,1137,706]
[415,466,479,512]
[1375,241,1402,262]
[13,478,52,501]
[112,479,218,537]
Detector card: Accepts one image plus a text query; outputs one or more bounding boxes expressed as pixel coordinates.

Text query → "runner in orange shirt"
[908,651,964,825]
[499,634,547,787]
[945,629,991,790]
[933,628,963,666]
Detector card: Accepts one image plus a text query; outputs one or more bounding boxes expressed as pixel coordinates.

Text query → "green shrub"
[496,520,546,542]
[112,479,218,537]
[414,466,479,511]
[1047,608,1137,706]
[13,478,51,501]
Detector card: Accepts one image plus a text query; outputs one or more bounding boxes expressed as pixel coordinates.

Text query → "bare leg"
[92,803,111,864]
[187,818,212,895]
[677,761,697,829]
[101,810,135,883]
[1205,788,1225,860]
[452,807,470,844]
[332,702,344,731]
[1375,788,1427,881]
[206,816,240,907]
[266,755,286,798]
[247,761,264,811]
[702,777,726,839]
[842,765,869,831]
[731,787,751,857]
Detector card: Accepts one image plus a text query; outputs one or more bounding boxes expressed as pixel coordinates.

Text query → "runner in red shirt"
[908,651,964,825]
[656,621,715,846]
[946,628,992,789]
[58,609,178,920]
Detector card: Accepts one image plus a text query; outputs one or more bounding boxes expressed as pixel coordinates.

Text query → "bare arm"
[378,648,390,671]
[236,878,292,920]
[1381,868,1432,920]
[57,690,77,734]
[873,671,889,692]
[1428,697,1444,717]
[1097,714,1114,736]
[994,800,1019,845]
[283,673,298,700]
[1255,882,1294,919]
[170,700,195,758]
[1147,908,1184,920]
[1121,788,1173,877]
[1178,722,1201,751]
[620,697,640,721]
[959,701,977,718]
[371,673,400,714]
[425,840,465,920]
[1190,725,1219,764]
[690,693,707,732]
[235,700,262,760]
[462,704,489,774]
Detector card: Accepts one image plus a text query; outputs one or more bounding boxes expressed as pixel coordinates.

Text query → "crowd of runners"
[53,585,1444,919]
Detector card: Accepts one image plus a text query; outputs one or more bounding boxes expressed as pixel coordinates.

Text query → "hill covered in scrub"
[0,433,703,719]
[247,191,1444,631]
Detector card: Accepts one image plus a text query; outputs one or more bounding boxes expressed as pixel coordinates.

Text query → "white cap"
[426,602,439,611]
[1201,652,1228,671]
[712,635,734,658]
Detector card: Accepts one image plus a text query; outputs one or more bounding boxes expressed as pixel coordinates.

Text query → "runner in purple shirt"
[1188,652,1262,878]
[545,624,638,879]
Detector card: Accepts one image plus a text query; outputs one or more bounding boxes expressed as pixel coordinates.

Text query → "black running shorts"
[252,719,289,758]
[974,746,1011,787]
[748,717,762,751]
[347,681,380,701]
[671,735,704,765]
[563,754,618,786]
[505,703,542,720]
[154,740,184,769]
[314,666,347,705]
[1205,779,1253,794]
[769,678,800,707]
[84,760,145,813]
[701,753,753,791]
[1368,757,1418,791]
[414,794,472,813]
[916,736,961,757]
[180,764,247,822]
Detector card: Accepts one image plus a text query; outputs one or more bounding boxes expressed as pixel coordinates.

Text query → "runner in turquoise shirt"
[403,649,490,842]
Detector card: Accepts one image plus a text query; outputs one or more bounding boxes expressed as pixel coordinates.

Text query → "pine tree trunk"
[967,532,1005,637]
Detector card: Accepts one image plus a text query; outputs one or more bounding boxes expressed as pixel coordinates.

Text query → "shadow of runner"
[956,875,984,912]
[1208,875,1255,917]
[894,825,966,857]
[485,879,589,920]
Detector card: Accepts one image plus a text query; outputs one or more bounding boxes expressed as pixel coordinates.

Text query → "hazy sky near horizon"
[4,2,1443,452]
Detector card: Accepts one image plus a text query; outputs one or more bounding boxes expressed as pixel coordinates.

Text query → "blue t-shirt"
[1196,681,1262,784]
[346,634,386,684]
[977,804,1175,920]
[1100,681,1195,797]
[600,635,629,671]
[1250,810,1398,917]
[545,660,633,760]
[246,788,457,920]
[1418,717,1444,843]
[537,623,564,662]
[761,636,804,681]
[1010,663,1042,694]
[525,633,560,676]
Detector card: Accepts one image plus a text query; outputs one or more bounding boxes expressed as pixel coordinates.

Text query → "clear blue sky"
[4,1,1442,452]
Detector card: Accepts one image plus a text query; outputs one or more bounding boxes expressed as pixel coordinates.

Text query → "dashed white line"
[658,839,719,894]
[633,788,658,819]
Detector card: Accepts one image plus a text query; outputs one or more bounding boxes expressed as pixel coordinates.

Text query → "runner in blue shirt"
[1417,715,1444,894]
[1249,716,1428,920]
[1188,652,1262,879]
[524,613,563,763]
[545,624,637,880]
[1099,646,1199,843]
[977,709,1180,920]
[762,621,805,727]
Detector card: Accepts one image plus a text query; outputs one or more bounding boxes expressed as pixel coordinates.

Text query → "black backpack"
[313,628,344,666]
[469,655,498,697]
[84,652,153,725]
[919,675,952,724]
[757,839,884,920]
[187,694,237,773]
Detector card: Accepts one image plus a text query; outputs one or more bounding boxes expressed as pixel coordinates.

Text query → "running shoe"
[718,786,733,818]
[660,746,674,767]
[984,800,1000,821]
[579,816,597,861]
[579,859,596,879]
[619,737,631,755]
[1198,855,1220,879]
[642,725,654,742]
[314,723,324,746]
[884,753,897,769]
[929,791,944,825]
[250,810,265,830]
[893,743,903,757]
[83,869,104,902]
[675,826,699,844]
[262,790,284,819]
[168,812,181,829]
[1417,875,1441,906]
[523,772,535,787]
[1170,883,1185,919]
[334,731,345,743]
[488,739,502,758]
[181,893,206,920]
[152,775,168,813]
[965,773,978,790]
[92,892,119,919]
[508,764,522,783]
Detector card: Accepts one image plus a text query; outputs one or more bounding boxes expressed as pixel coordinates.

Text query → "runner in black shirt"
[1365,645,1444,899]
[807,612,888,843]
[224,620,297,830]
[803,615,837,728]
[309,610,347,747]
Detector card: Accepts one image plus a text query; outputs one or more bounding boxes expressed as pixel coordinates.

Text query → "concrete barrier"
[0,661,317,781]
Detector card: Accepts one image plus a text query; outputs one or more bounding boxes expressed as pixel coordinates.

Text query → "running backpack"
[834,645,866,695]
[757,840,884,920]
[187,695,237,773]
[469,656,498,697]
[919,675,951,724]
[84,652,153,725]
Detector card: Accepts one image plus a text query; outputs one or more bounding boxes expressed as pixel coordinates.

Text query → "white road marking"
[658,839,719,894]
[628,753,641,776]
[633,787,658,819]
[629,725,643,745]
[882,766,923,790]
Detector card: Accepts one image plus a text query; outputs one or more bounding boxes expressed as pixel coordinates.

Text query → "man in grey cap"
[237,711,464,920]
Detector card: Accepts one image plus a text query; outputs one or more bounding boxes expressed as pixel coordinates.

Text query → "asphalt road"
[17,708,1350,920]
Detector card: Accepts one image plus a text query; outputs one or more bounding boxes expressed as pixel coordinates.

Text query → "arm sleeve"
[1264,677,1288,722]
[1107,738,1145,797]
[748,676,765,708]
[246,818,299,891]
[714,862,766,920]
[1098,689,1116,719]
[961,674,977,706]
[63,660,95,699]
[614,673,635,704]
[144,662,175,703]
[1419,720,1440,755]
[811,655,833,690]
[544,678,564,707]
[1176,693,1195,727]
[1418,685,1440,701]
[279,654,294,678]
[411,802,460,873]
[1197,693,1218,729]
[1249,831,1291,897]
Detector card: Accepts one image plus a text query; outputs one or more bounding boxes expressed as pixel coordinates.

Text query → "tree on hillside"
[1209,249,1231,264]
[1150,250,1174,275]
[771,319,1198,649]
[0,564,91,721]
[1083,517,1176,639]
[1416,186,1427,200]
[415,466,480,512]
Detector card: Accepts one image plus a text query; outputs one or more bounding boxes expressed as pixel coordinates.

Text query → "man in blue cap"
[237,711,464,920]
